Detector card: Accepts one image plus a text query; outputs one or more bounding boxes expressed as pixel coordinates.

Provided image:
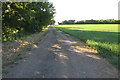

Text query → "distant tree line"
[2,2,55,41]
[58,19,120,24]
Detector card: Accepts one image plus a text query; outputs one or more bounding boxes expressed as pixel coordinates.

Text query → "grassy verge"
[54,24,119,70]
[2,27,49,69]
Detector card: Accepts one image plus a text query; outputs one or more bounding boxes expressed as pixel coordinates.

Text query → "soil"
[3,26,118,78]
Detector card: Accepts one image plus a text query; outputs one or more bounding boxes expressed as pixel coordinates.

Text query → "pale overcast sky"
[49,0,119,23]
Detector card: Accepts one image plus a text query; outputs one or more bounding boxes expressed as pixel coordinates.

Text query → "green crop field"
[55,24,119,69]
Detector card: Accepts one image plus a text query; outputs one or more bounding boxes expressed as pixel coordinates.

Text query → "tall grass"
[55,24,119,69]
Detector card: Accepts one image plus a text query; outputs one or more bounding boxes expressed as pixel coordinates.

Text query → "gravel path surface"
[3,26,118,78]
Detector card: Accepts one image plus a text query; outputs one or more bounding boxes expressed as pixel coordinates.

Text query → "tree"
[2,2,56,41]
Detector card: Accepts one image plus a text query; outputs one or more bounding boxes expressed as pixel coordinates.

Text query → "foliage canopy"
[2,2,55,41]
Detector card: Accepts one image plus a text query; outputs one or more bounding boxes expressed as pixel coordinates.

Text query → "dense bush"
[2,2,55,41]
